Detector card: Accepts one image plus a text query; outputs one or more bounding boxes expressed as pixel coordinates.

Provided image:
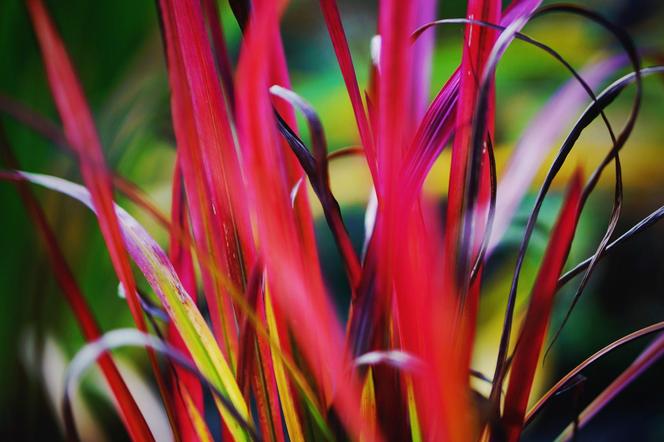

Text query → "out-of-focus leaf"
[0,132,151,441]
[14,171,251,442]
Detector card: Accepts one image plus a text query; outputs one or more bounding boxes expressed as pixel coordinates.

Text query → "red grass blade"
[318,0,376,179]
[235,1,367,437]
[158,0,252,365]
[391,198,472,441]
[364,2,422,437]
[201,0,235,110]
[27,0,149,351]
[26,1,175,438]
[257,0,324,304]
[502,170,584,442]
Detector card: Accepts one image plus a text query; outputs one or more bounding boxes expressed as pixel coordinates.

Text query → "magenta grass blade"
[201,0,235,109]
[391,198,472,441]
[444,0,501,265]
[440,0,501,373]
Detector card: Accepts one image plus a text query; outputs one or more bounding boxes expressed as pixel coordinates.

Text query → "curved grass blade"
[533,5,643,357]
[327,146,364,162]
[63,329,259,442]
[0,135,152,442]
[491,55,626,252]
[13,171,252,441]
[555,332,664,441]
[525,321,664,426]
[270,86,360,287]
[354,351,423,373]
[490,13,644,406]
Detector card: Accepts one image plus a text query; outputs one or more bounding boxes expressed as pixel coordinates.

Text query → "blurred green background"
[0,0,663,440]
